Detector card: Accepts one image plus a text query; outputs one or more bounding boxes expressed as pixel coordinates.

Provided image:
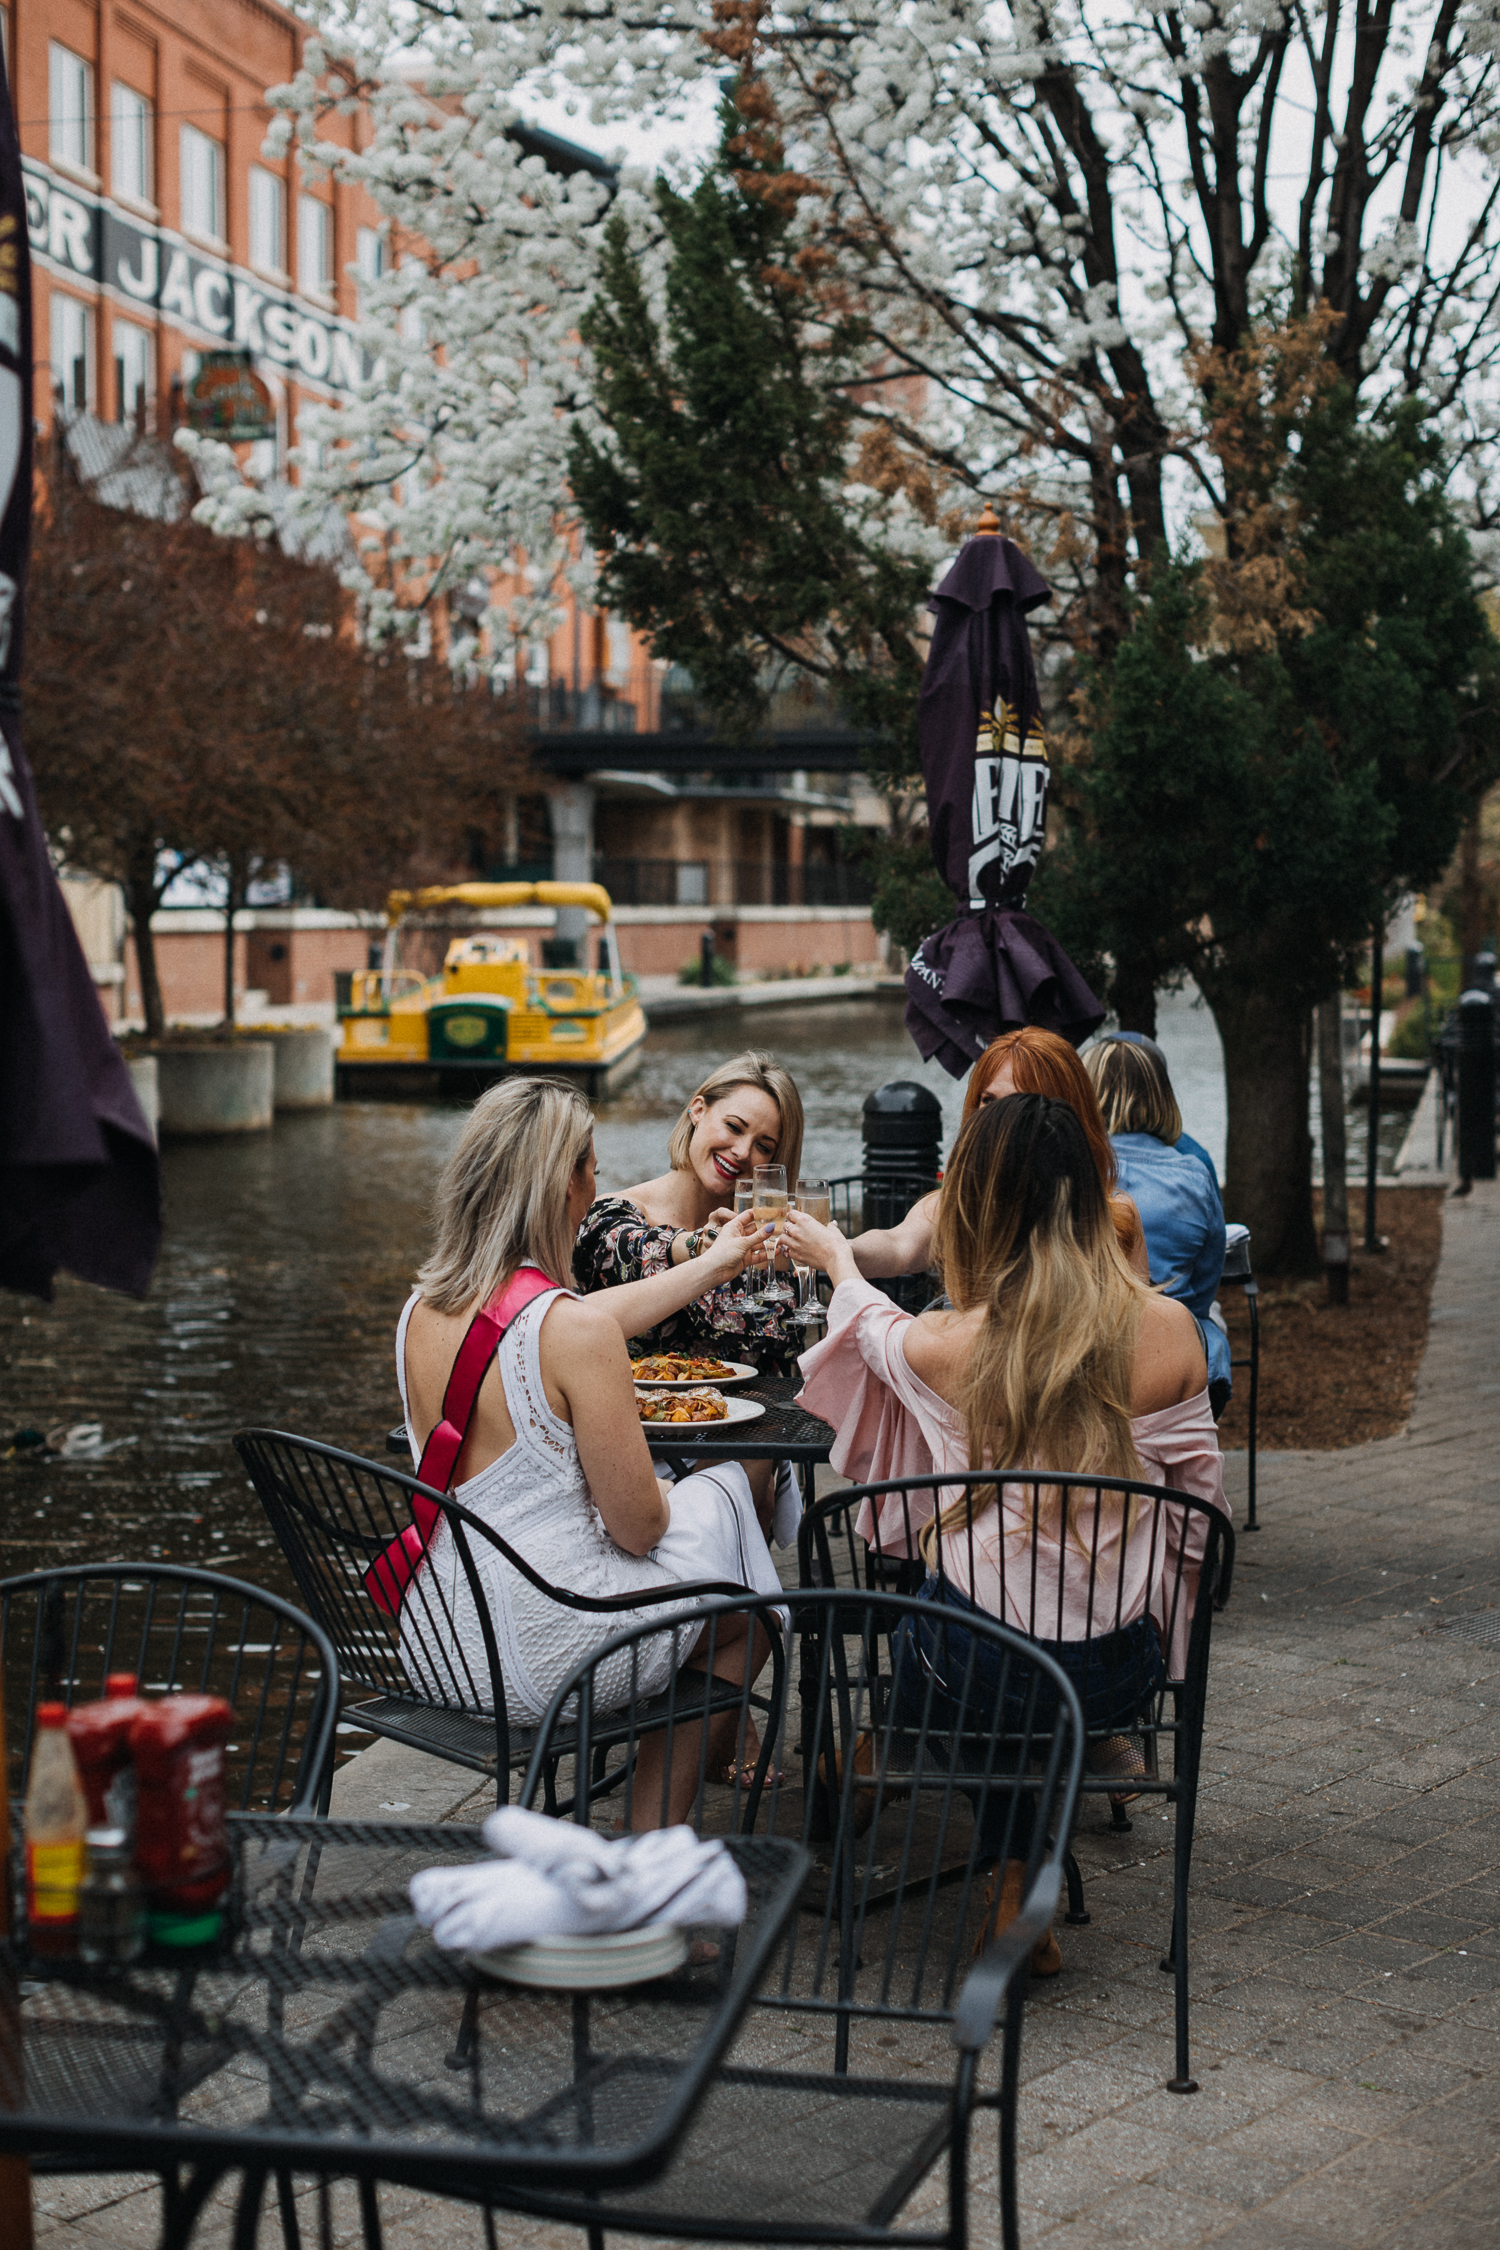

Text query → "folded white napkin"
[410,1806,748,1954]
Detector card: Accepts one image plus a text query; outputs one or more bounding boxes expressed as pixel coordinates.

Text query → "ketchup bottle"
[67,1673,146,1838]
[129,1696,235,1949]
[24,1705,88,1957]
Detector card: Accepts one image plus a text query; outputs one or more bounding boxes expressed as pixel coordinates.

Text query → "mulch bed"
[1214,1186,1445,1452]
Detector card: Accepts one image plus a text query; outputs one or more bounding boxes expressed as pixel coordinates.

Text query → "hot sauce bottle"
[23,1706,88,1957]
[129,1695,234,1949]
[66,1673,146,1840]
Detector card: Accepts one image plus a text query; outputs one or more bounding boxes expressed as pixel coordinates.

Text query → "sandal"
[717,1759,785,1791]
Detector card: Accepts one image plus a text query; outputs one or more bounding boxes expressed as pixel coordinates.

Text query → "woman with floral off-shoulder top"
[571,1051,806,1541]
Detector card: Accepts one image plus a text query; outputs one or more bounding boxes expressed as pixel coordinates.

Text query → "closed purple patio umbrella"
[0,50,160,1299]
[903,512,1103,1077]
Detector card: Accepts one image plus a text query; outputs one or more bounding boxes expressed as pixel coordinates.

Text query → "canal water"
[0,985,1409,1597]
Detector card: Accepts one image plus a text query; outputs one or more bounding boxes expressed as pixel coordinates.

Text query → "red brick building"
[8,0,379,457]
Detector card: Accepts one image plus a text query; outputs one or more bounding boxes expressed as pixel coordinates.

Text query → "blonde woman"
[572,1051,806,1379]
[787,1093,1226,1964]
[1082,1033,1230,1414]
[398,1077,782,1824]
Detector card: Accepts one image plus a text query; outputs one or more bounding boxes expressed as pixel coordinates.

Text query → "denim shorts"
[890,1576,1166,1857]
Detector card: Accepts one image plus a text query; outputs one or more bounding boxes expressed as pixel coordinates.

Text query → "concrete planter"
[155,1042,275,1137]
[124,1054,159,1142]
[265,1025,335,1110]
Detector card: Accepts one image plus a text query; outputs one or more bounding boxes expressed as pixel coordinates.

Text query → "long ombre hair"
[417,1077,594,1314]
[926,1094,1147,1558]
[962,1025,1143,1265]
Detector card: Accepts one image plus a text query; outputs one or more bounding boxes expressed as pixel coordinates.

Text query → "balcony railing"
[499,682,638,733]
[592,858,875,910]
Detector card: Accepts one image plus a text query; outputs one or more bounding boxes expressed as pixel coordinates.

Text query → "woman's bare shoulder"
[1132,1293,1207,1412]
[542,1290,622,1348]
[902,1305,977,1393]
[614,1174,679,1223]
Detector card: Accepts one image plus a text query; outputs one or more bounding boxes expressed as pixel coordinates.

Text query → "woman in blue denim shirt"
[1083,1036,1232,1416]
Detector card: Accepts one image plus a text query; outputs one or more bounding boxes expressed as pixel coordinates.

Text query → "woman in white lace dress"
[397,1078,782,1824]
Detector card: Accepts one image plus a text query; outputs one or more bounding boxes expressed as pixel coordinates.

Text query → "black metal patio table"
[0,1814,808,2250]
[641,1375,836,1508]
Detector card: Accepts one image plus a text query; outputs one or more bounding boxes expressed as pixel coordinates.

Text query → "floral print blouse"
[572,1195,799,1377]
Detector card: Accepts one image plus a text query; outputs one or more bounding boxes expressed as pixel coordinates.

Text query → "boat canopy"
[384,881,617,927]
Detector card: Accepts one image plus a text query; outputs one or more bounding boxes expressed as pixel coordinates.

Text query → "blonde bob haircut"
[666,1052,804,1188]
[1082,1037,1183,1146]
[417,1077,594,1315]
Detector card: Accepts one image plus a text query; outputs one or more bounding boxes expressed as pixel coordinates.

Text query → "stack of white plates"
[467,1923,690,1989]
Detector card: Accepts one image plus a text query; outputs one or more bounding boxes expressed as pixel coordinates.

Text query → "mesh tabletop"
[642,1377,835,1465]
[0,1816,807,2195]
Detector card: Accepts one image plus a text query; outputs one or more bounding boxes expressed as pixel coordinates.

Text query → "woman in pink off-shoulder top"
[784,1093,1227,1969]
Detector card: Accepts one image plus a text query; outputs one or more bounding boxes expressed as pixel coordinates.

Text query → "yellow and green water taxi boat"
[335,881,647,1099]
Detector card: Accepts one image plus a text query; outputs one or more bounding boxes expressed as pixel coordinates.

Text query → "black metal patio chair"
[434,1586,1083,2250]
[1220,1223,1260,1529]
[827,1169,942,1313]
[798,1470,1235,2092]
[0,1561,341,2240]
[0,1560,340,1817]
[234,1430,781,1812]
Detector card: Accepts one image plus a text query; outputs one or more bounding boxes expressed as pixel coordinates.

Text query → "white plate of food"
[636,1388,767,1427]
[468,1923,689,1989]
[630,1354,759,1390]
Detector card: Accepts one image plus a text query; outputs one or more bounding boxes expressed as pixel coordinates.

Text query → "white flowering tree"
[266,0,1500,648]
[255,0,1500,1264]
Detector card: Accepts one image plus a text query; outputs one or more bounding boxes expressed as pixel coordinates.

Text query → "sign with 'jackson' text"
[23,158,373,398]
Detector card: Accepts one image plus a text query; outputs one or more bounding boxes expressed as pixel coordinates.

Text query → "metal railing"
[496,682,638,733]
[592,857,875,911]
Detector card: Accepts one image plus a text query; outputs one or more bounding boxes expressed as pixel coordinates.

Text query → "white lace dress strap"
[395,1289,421,1467]
[491,1287,576,1471]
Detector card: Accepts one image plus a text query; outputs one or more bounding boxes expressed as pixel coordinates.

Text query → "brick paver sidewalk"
[994,1178,1500,2249]
[32,1186,1499,2249]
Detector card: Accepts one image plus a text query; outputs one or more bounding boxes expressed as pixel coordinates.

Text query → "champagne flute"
[734,1178,765,1311]
[791,1178,831,1326]
[752,1164,793,1303]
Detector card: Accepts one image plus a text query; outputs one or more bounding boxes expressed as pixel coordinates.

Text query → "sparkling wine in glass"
[752,1165,793,1303]
[734,1178,765,1310]
[791,1179,831,1325]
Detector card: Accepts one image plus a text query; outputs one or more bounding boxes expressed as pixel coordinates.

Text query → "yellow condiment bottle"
[23,1704,88,1958]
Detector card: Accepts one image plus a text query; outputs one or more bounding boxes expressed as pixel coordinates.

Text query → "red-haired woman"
[851,1027,1148,1283]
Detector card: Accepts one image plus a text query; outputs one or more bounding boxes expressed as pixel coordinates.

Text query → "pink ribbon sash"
[366,1266,556,1616]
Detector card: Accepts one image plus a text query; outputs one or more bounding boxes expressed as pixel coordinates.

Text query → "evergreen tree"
[1035,388,1500,1269]
[568,101,940,899]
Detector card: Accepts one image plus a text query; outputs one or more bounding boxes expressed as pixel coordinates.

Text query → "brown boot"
[974,1858,1062,1976]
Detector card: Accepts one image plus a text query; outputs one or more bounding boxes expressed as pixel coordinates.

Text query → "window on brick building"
[111,82,151,203]
[250,166,285,273]
[49,43,93,173]
[181,122,225,242]
[298,194,333,296]
[114,319,153,428]
[50,295,94,411]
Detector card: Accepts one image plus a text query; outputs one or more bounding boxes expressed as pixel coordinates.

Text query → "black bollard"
[1456,988,1496,1188]
[862,1082,943,1230]
[700,927,715,989]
